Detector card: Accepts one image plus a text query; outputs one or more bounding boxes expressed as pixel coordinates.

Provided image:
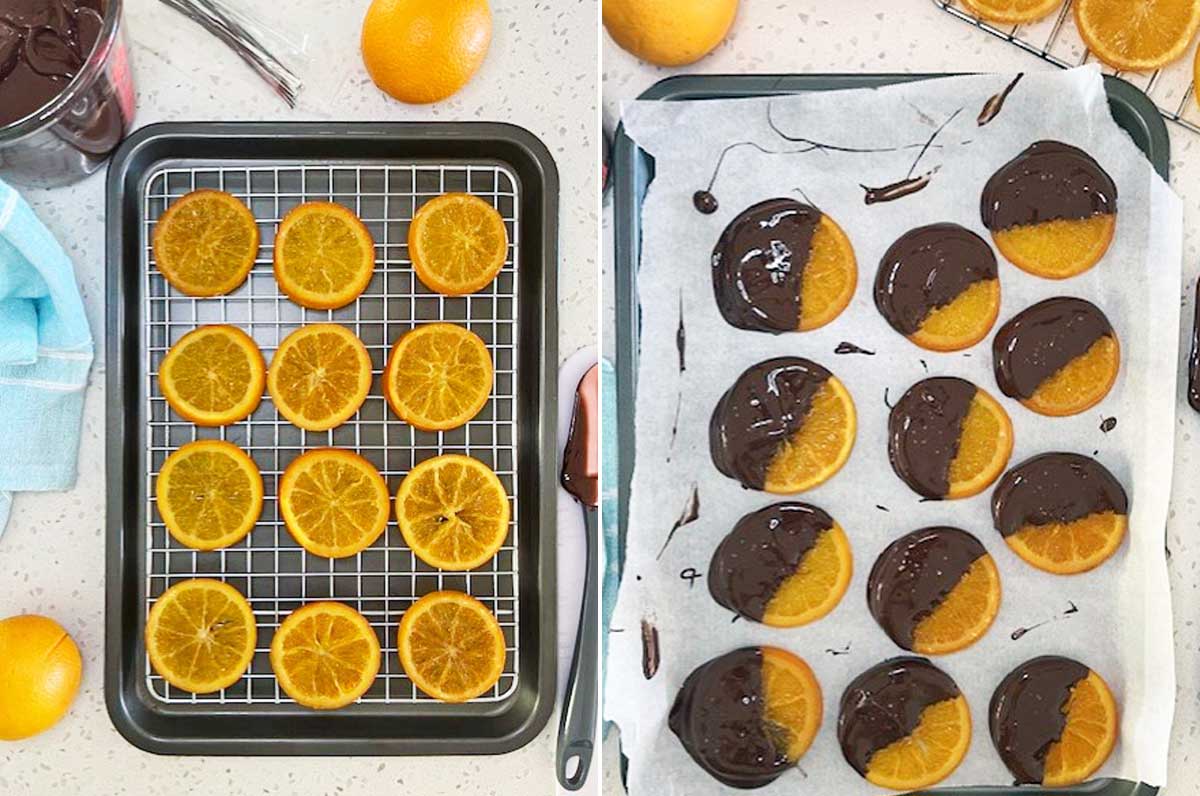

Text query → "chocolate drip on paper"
[888,377,977,499]
[835,341,875,356]
[710,357,832,490]
[867,527,987,650]
[875,223,998,336]
[981,140,1117,231]
[989,656,1090,784]
[708,502,834,622]
[977,73,1024,126]
[640,619,660,680]
[991,452,1128,538]
[676,294,687,372]
[862,170,937,205]
[657,485,700,560]
[669,647,792,789]
[711,199,821,333]
[992,297,1115,400]
[838,657,961,777]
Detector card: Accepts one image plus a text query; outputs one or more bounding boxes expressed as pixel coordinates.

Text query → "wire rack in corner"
[933,0,1200,134]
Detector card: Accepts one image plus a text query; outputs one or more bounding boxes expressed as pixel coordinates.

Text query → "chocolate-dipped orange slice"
[981,140,1117,279]
[875,223,1001,352]
[888,377,1013,500]
[993,297,1119,417]
[990,656,1118,787]
[708,502,852,627]
[838,657,971,790]
[710,357,856,493]
[992,452,1129,574]
[712,199,857,333]
[868,527,1001,655]
[670,646,822,789]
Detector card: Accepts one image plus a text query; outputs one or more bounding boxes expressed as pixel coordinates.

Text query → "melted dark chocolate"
[669,647,792,789]
[887,377,977,499]
[867,527,988,650]
[989,656,1090,784]
[992,452,1128,538]
[708,502,834,622]
[711,199,821,333]
[710,357,832,490]
[978,73,1023,127]
[838,657,961,777]
[640,619,660,680]
[981,140,1117,232]
[992,297,1115,400]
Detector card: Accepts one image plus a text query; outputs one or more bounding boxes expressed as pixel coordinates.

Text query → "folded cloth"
[0,177,94,537]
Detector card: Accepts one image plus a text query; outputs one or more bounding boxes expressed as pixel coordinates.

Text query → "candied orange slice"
[760,647,823,763]
[946,389,1014,499]
[912,555,1002,655]
[153,190,259,297]
[273,202,375,310]
[959,0,1064,23]
[267,324,373,431]
[910,280,1001,352]
[1043,671,1119,787]
[159,325,265,427]
[798,215,857,332]
[383,323,494,431]
[763,376,856,494]
[1024,335,1120,417]
[278,449,390,558]
[270,602,381,710]
[993,215,1115,280]
[866,696,972,790]
[1076,0,1200,71]
[156,439,263,551]
[409,193,508,295]
[397,591,506,703]
[145,579,256,694]
[1005,511,1127,574]
[761,524,853,628]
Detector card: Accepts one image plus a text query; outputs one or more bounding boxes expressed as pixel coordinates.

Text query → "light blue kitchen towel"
[0,177,94,537]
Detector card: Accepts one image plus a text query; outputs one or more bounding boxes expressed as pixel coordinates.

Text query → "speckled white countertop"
[602,1,1200,794]
[0,0,596,793]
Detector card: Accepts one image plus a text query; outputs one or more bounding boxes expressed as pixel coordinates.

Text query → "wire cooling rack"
[142,161,521,706]
[934,0,1200,134]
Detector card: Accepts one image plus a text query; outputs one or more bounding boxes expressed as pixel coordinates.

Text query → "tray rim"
[611,73,1167,796]
[105,120,559,756]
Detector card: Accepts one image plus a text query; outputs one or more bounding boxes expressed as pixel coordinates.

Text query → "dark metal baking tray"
[106,122,558,755]
[612,74,1167,796]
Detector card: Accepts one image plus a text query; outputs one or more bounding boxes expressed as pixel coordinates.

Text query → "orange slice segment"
[910,279,1001,352]
[395,454,510,570]
[763,376,856,494]
[760,647,823,763]
[273,202,375,310]
[1043,671,1119,787]
[278,449,390,558]
[152,190,259,297]
[267,324,373,431]
[762,524,853,628]
[269,602,381,710]
[1024,335,1120,417]
[865,696,973,790]
[959,0,1064,23]
[397,591,507,703]
[383,323,494,431]
[1076,0,1200,71]
[993,215,1116,280]
[1005,511,1127,574]
[156,439,263,551]
[798,215,857,332]
[912,555,1002,655]
[159,325,265,427]
[409,193,508,295]
[946,389,1014,500]
[145,579,257,694]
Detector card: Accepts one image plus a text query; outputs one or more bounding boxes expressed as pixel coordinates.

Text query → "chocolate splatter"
[695,141,821,216]
[680,567,703,588]
[1100,416,1117,433]
[656,485,700,559]
[863,169,937,205]
[907,108,962,178]
[640,619,660,680]
[835,341,875,356]
[920,359,929,373]
[768,101,944,156]
[978,73,1024,126]
[676,295,687,372]
[693,190,718,215]
[826,643,852,656]
[1010,603,1080,641]
[884,387,894,409]
[1065,601,1079,615]
[876,504,890,512]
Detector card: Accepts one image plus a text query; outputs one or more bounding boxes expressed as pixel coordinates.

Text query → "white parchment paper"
[606,67,1180,794]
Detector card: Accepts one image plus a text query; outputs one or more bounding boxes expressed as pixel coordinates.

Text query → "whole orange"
[361,0,492,104]
[604,0,738,66]
[0,615,82,741]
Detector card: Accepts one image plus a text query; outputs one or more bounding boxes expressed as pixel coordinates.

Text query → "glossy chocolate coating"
[711,199,821,333]
[708,502,834,622]
[0,0,105,128]
[992,452,1128,538]
[980,140,1117,231]
[989,656,1091,784]
[669,647,792,789]
[867,527,988,650]
[888,377,977,499]
[838,657,961,777]
[710,357,832,490]
[875,223,999,336]
[992,297,1115,401]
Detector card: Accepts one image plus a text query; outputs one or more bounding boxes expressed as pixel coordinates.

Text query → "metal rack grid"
[934,0,1200,134]
[141,160,522,706]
